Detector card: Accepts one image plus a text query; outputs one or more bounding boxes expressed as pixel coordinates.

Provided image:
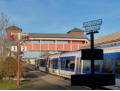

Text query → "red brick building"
[6,26,22,40]
[7,26,89,52]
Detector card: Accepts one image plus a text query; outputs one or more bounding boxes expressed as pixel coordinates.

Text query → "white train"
[37,43,120,79]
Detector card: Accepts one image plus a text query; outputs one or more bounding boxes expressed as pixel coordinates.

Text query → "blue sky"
[0,0,120,38]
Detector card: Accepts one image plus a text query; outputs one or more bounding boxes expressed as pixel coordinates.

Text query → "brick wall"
[7,29,21,40]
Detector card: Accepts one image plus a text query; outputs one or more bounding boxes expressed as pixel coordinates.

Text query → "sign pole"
[17,40,20,86]
[90,32,94,75]
[84,19,102,89]
[10,34,29,87]
[88,32,96,90]
[87,31,98,75]
[71,19,115,89]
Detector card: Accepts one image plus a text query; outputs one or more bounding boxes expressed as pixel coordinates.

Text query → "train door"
[75,57,82,74]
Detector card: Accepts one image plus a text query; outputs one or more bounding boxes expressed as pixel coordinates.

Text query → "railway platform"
[104,79,120,90]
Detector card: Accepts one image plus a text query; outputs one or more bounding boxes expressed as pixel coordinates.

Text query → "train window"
[62,59,75,71]
[52,60,55,69]
[69,60,75,70]
[76,57,80,71]
[50,60,53,68]
[95,60,100,72]
[83,60,90,72]
[40,59,46,67]
[53,60,58,69]
[60,60,62,69]
[62,59,66,69]
[115,58,120,74]
[65,60,70,69]
[102,58,113,73]
[62,59,69,69]
[48,59,50,68]
[77,57,79,61]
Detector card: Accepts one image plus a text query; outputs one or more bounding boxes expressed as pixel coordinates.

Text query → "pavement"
[104,79,120,90]
[22,65,120,90]
[22,70,91,90]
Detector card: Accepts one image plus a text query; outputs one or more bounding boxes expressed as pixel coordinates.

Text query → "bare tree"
[0,12,9,57]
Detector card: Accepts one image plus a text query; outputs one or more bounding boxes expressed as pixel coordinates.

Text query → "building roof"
[84,32,120,47]
[6,25,22,31]
[95,32,120,45]
[25,33,87,39]
[67,28,84,33]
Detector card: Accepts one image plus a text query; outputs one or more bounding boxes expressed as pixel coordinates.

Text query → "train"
[37,43,120,79]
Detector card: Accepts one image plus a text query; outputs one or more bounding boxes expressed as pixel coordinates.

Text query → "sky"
[0,0,120,39]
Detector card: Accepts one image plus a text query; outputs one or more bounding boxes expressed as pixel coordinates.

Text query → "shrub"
[0,56,26,79]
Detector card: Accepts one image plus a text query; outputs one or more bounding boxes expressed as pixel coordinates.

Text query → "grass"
[0,80,26,90]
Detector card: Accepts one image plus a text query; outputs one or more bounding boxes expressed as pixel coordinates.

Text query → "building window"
[27,41,40,43]
[57,40,68,44]
[82,41,85,44]
[41,40,55,43]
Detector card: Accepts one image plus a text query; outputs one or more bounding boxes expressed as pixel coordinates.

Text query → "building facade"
[7,26,89,52]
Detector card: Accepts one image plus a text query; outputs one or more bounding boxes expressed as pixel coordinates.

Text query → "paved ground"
[104,79,120,90]
[21,66,116,90]
[21,70,91,90]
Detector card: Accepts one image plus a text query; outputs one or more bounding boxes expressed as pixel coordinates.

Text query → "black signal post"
[87,31,98,75]
[71,19,115,90]
[83,19,102,90]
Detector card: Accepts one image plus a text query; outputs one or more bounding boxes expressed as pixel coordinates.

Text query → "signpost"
[11,46,27,52]
[71,19,115,89]
[81,49,103,60]
[11,46,17,52]
[21,46,27,52]
[83,19,102,75]
[17,41,20,86]
[17,40,28,86]
[83,19,102,32]
[10,33,29,87]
